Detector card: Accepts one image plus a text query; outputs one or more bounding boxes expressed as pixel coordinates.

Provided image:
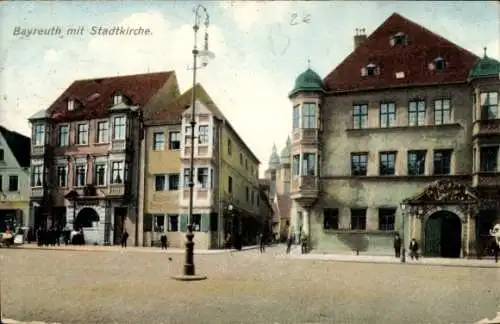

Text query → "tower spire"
[483,46,488,58]
[307,58,311,68]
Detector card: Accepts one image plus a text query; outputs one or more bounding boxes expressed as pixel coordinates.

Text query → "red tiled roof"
[323,13,479,93]
[47,71,174,122]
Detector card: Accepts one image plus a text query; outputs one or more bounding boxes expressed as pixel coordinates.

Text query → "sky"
[0,1,499,176]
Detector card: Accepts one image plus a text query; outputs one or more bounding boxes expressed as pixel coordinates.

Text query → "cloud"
[44,49,63,63]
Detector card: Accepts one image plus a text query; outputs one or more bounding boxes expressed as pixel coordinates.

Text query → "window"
[168,132,180,150]
[434,57,446,71]
[379,152,396,175]
[293,105,300,129]
[56,165,67,187]
[227,139,232,155]
[76,123,88,145]
[31,165,43,187]
[245,159,248,170]
[351,153,368,176]
[350,209,366,230]
[68,99,75,111]
[270,170,276,181]
[113,94,122,105]
[74,164,86,187]
[390,32,407,46]
[94,163,106,186]
[434,99,451,125]
[113,116,126,140]
[183,168,191,188]
[246,187,249,201]
[192,214,201,232]
[408,100,426,126]
[155,175,166,191]
[168,215,179,232]
[239,153,243,165]
[58,125,69,146]
[378,208,395,231]
[407,150,426,176]
[433,149,452,175]
[480,146,498,172]
[251,191,254,205]
[352,104,368,129]
[168,174,180,190]
[184,126,191,144]
[97,121,109,143]
[197,168,209,188]
[153,215,164,232]
[0,149,3,161]
[302,153,315,176]
[302,103,316,128]
[110,161,124,184]
[198,125,209,144]
[8,175,18,191]
[33,124,45,146]
[480,92,498,120]
[153,132,165,151]
[228,176,233,193]
[379,102,396,128]
[292,155,300,175]
[365,64,379,76]
[323,208,339,230]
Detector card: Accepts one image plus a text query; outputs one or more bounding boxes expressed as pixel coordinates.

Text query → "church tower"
[264,143,280,198]
[277,136,291,194]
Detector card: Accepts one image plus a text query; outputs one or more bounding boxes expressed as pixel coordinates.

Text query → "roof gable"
[404,179,477,204]
[42,71,174,122]
[0,125,31,168]
[323,13,479,93]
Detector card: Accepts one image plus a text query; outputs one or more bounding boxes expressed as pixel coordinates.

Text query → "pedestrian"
[160,232,167,250]
[259,233,266,253]
[393,233,402,258]
[286,234,293,254]
[409,238,419,260]
[300,232,308,254]
[36,226,43,247]
[121,230,129,248]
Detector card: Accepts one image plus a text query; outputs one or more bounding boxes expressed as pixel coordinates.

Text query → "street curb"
[287,255,500,269]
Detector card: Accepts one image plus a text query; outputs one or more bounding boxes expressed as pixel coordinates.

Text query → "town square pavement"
[0,246,498,324]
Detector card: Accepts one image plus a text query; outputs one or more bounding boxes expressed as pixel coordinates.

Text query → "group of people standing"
[33,226,85,246]
[393,233,420,260]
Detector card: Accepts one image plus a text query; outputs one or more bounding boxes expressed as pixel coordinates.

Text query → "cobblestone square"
[1,246,499,324]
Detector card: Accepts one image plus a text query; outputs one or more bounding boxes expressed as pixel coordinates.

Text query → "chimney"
[354,28,367,50]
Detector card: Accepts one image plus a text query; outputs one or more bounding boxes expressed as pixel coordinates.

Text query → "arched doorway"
[425,210,462,258]
[74,208,99,229]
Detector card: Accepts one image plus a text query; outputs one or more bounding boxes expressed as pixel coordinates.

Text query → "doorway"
[74,208,100,229]
[424,210,462,258]
[113,207,127,245]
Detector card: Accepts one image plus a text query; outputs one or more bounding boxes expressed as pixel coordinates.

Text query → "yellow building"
[140,83,262,249]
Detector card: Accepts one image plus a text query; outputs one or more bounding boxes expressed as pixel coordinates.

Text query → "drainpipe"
[218,118,225,248]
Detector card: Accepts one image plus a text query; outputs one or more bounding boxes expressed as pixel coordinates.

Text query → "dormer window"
[113,94,122,105]
[429,57,446,72]
[390,32,408,46]
[361,63,379,76]
[67,99,75,111]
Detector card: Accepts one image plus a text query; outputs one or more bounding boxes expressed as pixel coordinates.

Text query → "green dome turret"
[289,67,324,98]
[469,47,500,80]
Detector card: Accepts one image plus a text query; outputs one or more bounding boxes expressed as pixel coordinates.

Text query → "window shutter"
[180,213,188,232]
[201,213,210,232]
[428,63,435,71]
[361,67,368,76]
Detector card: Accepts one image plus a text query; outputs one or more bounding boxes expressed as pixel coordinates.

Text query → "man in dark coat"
[160,233,167,250]
[393,233,402,258]
[259,233,266,253]
[409,238,419,260]
[121,230,129,248]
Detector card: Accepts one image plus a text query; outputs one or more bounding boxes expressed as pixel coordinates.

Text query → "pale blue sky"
[0,1,498,173]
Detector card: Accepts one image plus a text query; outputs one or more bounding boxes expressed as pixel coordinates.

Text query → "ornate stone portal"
[402,179,479,258]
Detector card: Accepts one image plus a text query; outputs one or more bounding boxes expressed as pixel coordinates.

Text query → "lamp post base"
[401,248,406,263]
[172,274,207,281]
[172,226,207,281]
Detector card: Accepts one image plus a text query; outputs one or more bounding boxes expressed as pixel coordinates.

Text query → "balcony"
[472,172,500,187]
[472,119,500,137]
[290,175,319,207]
[182,144,213,159]
[292,129,318,145]
[31,187,44,198]
[108,184,125,197]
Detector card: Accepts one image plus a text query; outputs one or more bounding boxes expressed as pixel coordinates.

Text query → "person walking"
[393,233,402,258]
[409,238,419,260]
[286,233,293,254]
[160,232,168,250]
[300,231,308,254]
[121,230,129,248]
[259,233,266,253]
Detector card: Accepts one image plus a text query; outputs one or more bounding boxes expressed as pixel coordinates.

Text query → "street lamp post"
[400,203,407,263]
[173,4,214,281]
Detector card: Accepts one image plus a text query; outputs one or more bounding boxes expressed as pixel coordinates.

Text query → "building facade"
[28,71,179,246]
[0,126,31,231]
[141,83,263,249]
[287,13,500,258]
